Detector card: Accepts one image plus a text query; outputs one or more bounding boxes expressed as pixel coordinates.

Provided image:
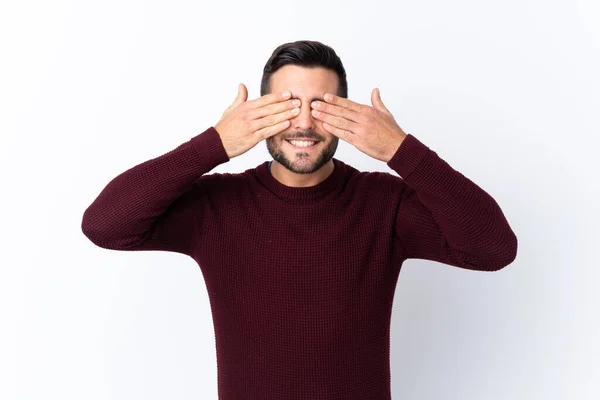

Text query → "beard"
[265,130,339,175]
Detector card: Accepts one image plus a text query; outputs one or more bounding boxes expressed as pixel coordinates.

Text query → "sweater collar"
[253,158,347,203]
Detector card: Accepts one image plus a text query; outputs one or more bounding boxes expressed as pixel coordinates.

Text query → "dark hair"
[260,40,348,98]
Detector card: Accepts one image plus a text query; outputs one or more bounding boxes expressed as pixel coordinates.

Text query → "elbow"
[81,208,147,251]
[81,207,114,249]
[81,212,105,248]
[459,231,518,272]
[485,231,519,271]
[502,230,519,267]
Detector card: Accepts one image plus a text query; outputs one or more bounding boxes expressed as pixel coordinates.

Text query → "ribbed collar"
[252,158,348,204]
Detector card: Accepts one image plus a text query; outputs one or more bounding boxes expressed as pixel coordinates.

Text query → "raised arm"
[304,90,518,271]
[81,127,229,256]
[388,134,518,271]
[81,85,303,257]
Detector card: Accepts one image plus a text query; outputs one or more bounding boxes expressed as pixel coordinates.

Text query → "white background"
[1,0,599,399]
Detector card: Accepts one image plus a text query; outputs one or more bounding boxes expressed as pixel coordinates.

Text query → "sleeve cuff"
[386,133,431,181]
[188,126,231,171]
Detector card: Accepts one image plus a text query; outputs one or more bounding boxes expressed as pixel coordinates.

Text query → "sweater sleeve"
[387,133,518,271]
[81,126,230,257]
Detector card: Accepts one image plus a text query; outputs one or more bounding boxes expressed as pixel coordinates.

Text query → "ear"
[371,88,392,116]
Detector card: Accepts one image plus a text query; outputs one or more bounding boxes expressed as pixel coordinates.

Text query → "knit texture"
[82,126,517,399]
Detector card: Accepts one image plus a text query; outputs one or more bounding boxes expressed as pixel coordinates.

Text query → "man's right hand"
[214,83,301,159]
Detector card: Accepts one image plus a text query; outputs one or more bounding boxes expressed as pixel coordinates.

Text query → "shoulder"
[344,161,408,196]
[192,164,262,201]
[194,169,251,191]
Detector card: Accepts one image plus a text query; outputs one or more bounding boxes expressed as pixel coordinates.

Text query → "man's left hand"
[310,88,407,162]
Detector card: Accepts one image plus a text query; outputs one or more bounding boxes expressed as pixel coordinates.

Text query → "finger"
[250,98,301,120]
[246,90,292,110]
[228,83,248,109]
[311,100,361,123]
[322,93,363,113]
[311,109,360,134]
[250,105,299,132]
[255,119,291,140]
[322,122,355,144]
[371,88,392,116]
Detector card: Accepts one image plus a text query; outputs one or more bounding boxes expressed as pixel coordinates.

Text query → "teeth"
[289,140,316,147]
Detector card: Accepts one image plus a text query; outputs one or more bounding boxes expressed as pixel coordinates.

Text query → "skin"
[310,88,407,163]
[265,65,340,187]
[266,64,408,188]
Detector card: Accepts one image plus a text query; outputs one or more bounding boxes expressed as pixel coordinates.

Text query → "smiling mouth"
[285,139,320,149]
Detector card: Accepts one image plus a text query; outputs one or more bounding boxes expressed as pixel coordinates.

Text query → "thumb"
[234,83,248,106]
[228,83,248,109]
[371,88,392,116]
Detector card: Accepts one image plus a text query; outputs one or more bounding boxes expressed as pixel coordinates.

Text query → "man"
[82,40,518,399]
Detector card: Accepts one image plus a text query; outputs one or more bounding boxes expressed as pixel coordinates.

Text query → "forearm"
[81,126,229,251]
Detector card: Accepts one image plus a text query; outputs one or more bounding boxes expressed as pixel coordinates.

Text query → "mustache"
[284,130,322,141]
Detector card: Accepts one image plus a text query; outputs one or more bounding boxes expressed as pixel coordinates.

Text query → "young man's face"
[265,65,340,174]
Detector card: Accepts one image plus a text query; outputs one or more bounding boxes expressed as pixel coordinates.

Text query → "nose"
[291,101,316,131]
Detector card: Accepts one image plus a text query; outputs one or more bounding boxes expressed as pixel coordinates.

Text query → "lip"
[285,139,320,150]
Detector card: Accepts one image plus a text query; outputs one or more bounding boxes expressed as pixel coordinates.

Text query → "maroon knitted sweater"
[81,126,517,399]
